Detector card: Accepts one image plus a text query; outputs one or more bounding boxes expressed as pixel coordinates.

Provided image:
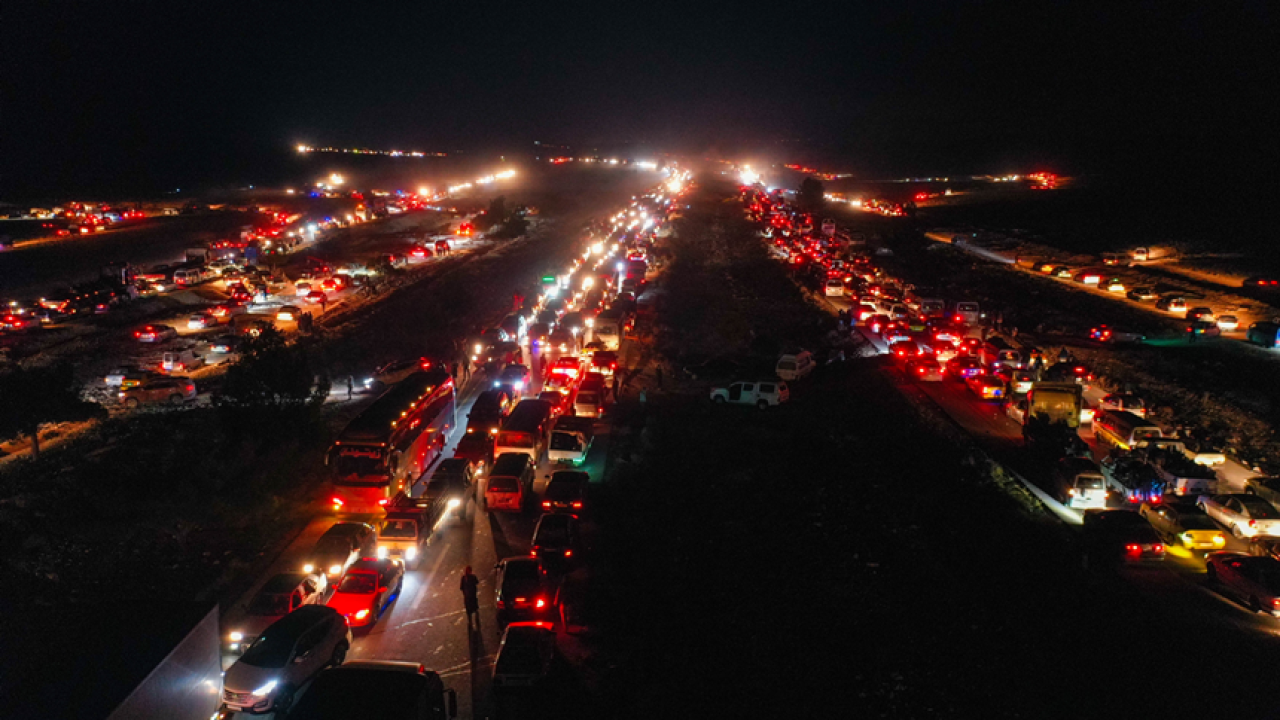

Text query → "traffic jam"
[744,184,1280,611]
[215,175,687,718]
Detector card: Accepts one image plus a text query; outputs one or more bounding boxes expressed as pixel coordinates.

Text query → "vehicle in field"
[326,558,404,628]
[945,355,984,380]
[1098,393,1147,418]
[496,363,533,399]
[327,369,456,513]
[1245,476,1280,508]
[531,513,580,568]
[1205,553,1280,616]
[1186,306,1216,322]
[906,357,944,381]
[1020,382,1083,449]
[1137,443,1218,496]
[1247,321,1280,348]
[420,457,476,525]
[118,376,197,407]
[1126,286,1157,301]
[965,373,1006,401]
[710,380,789,408]
[361,357,432,392]
[134,324,177,343]
[495,557,552,626]
[1099,455,1163,505]
[161,348,204,374]
[1156,296,1187,312]
[589,350,618,376]
[1217,315,1240,332]
[542,470,589,514]
[1090,325,1145,344]
[952,301,980,325]
[1092,409,1163,451]
[467,389,513,436]
[221,605,351,715]
[376,495,433,567]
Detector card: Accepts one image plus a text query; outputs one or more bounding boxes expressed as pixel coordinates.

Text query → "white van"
[776,351,814,381]
[162,348,205,374]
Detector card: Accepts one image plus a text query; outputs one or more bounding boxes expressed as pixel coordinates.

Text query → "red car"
[306,290,329,304]
[326,558,405,628]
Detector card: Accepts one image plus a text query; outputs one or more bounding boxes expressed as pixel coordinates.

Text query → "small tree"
[797,177,826,211]
[0,364,104,459]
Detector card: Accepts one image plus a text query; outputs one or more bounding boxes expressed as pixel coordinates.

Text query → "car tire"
[274,685,296,714]
[168,394,183,406]
[331,642,348,667]
[713,396,726,404]
[125,397,141,408]
[757,400,769,410]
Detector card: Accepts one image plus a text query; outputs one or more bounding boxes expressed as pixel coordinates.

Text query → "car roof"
[259,573,311,594]
[536,513,574,530]
[264,604,338,636]
[320,522,373,539]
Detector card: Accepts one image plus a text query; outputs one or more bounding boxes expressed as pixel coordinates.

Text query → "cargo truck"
[1022,382,1084,452]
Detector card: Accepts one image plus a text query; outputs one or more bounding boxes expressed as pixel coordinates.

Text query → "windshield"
[247,593,291,616]
[1076,475,1105,490]
[332,453,385,478]
[550,432,583,451]
[504,562,540,581]
[380,519,418,538]
[337,572,378,594]
[240,632,294,668]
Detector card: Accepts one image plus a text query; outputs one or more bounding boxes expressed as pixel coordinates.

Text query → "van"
[776,351,814,381]
[823,278,845,297]
[1053,457,1109,509]
[495,399,553,462]
[573,386,608,418]
[1093,409,1163,451]
[978,339,1022,370]
[161,348,205,374]
[953,301,980,325]
[486,453,535,513]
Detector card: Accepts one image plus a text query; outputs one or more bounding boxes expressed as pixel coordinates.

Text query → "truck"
[548,415,595,466]
[1022,382,1084,451]
[376,493,435,567]
[592,308,626,350]
[0,602,222,720]
[1133,441,1220,496]
[1100,454,1164,504]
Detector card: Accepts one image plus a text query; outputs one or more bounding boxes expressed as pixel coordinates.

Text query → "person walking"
[449,361,459,385]
[611,374,620,400]
[346,375,354,400]
[460,566,480,630]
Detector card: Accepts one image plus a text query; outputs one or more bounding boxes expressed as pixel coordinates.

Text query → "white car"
[710,380,789,409]
[824,279,845,297]
[1217,315,1240,332]
[1197,494,1280,538]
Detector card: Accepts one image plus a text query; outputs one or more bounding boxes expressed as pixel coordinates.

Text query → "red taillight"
[1127,495,1139,503]
[542,501,551,508]
[954,315,962,322]
[1153,544,1164,554]
[917,367,925,373]
[535,598,547,609]
[1125,544,1141,557]
[531,550,538,557]
[378,498,389,506]
[332,497,344,507]
[564,549,573,557]
[571,501,583,508]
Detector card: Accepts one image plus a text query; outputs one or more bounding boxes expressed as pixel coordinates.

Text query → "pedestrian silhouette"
[346,375,354,400]
[460,566,480,630]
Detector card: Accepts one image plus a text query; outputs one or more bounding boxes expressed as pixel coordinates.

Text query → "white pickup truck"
[710,380,789,409]
[548,416,595,466]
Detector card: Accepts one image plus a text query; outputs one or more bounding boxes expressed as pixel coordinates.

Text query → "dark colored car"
[1082,510,1166,570]
[302,522,378,583]
[421,458,476,523]
[494,556,552,625]
[1206,552,1280,616]
[466,390,512,436]
[531,513,580,567]
[542,470,589,513]
[453,433,495,477]
[285,661,457,720]
[945,355,983,380]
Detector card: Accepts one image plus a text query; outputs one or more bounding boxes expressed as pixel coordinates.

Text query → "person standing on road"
[449,362,459,386]
[460,566,480,629]
[346,375,354,400]
[611,374,620,400]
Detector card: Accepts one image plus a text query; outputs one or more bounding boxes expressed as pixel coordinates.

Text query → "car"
[1197,494,1280,538]
[227,572,329,652]
[589,350,618,376]
[486,453,534,513]
[187,313,216,330]
[531,513,580,566]
[222,605,352,715]
[1004,398,1029,423]
[1205,552,1280,616]
[528,322,552,347]
[453,433,495,477]
[104,365,147,388]
[306,290,329,304]
[539,389,576,417]
[1104,278,1126,294]
[420,457,476,524]
[547,327,576,352]
[1186,306,1216,322]
[888,339,922,360]
[1245,476,1280,508]
[1089,325,1145,344]
[945,355,983,380]
[161,348,204,374]
[276,305,303,322]
[710,380,789,408]
[1042,362,1094,385]
[901,357,941,382]
[363,357,432,392]
[1187,320,1221,338]
[1248,537,1280,561]
[133,324,177,343]
[1006,369,1035,395]
[1098,393,1147,418]
[1244,276,1280,289]
[492,621,557,691]
[284,661,457,720]
[1081,510,1166,570]
[302,522,378,583]
[209,334,241,354]
[326,558,405,628]
[496,364,533,398]
[1156,296,1188,312]
[118,376,197,407]
[467,389,513,436]
[495,556,552,626]
[542,470,588,513]
[1138,501,1227,550]
[964,373,1006,400]
[1217,315,1240,332]
[1126,286,1158,301]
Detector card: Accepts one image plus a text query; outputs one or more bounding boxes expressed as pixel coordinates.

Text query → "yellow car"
[1139,501,1228,551]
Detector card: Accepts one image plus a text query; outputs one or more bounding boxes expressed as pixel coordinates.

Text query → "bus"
[327,368,457,513]
[494,399,554,463]
[1092,409,1162,451]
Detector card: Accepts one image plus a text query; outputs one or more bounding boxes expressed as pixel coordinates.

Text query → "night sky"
[5,0,1277,196]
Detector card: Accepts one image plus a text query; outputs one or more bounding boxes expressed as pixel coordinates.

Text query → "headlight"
[1181,533,1194,545]
[328,564,342,576]
[377,546,389,558]
[405,546,418,560]
[447,498,462,509]
[474,343,483,354]
[229,631,244,642]
[355,608,370,620]
[1213,534,1226,545]
[303,563,315,574]
[252,680,278,697]
[514,380,525,390]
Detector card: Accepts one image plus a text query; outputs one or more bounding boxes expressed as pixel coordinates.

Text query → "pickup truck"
[548,415,595,466]
[1100,454,1164,504]
[1137,437,1227,468]
[1135,445,1218,497]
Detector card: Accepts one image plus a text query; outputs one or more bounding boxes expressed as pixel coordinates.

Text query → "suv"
[493,622,558,691]
[466,389,512,436]
[285,661,457,720]
[495,556,552,626]
[542,470,589,513]
[118,376,196,407]
[710,380,789,409]
[226,572,328,652]
[221,605,352,715]
[531,513,580,567]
